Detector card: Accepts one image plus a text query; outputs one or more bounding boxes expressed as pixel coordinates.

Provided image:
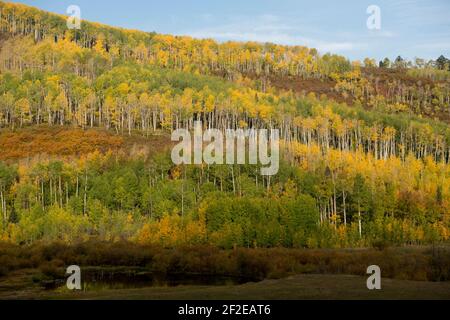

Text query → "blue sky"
[8,0,450,61]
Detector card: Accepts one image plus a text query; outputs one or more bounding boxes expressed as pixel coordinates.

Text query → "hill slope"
[0,1,448,250]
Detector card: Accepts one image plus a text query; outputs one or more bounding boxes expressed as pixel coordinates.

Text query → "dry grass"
[0,126,172,162]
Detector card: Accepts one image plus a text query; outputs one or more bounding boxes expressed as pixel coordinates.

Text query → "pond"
[43,267,259,291]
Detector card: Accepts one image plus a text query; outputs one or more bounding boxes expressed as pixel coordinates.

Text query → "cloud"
[180,14,365,54]
[413,42,450,50]
[316,42,362,53]
[373,31,396,38]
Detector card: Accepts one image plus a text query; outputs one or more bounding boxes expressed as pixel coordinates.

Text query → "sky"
[8,0,450,62]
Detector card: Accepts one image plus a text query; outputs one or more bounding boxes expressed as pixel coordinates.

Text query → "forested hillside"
[0,1,449,248]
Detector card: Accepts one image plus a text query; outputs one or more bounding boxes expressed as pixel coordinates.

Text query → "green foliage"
[0,149,446,248]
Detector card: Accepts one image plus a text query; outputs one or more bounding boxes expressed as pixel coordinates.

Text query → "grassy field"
[1,273,450,300]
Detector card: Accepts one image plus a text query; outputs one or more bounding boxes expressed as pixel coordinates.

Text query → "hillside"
[0,1,449,302]
[1,1,449,122]
[0,0,448,249]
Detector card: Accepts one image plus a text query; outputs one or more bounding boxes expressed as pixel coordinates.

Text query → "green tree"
[352,174,370,238]
[0,163,17,225]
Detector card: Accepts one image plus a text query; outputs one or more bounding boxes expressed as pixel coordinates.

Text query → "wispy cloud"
[179,14,365,54]
[413,42,450,50]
